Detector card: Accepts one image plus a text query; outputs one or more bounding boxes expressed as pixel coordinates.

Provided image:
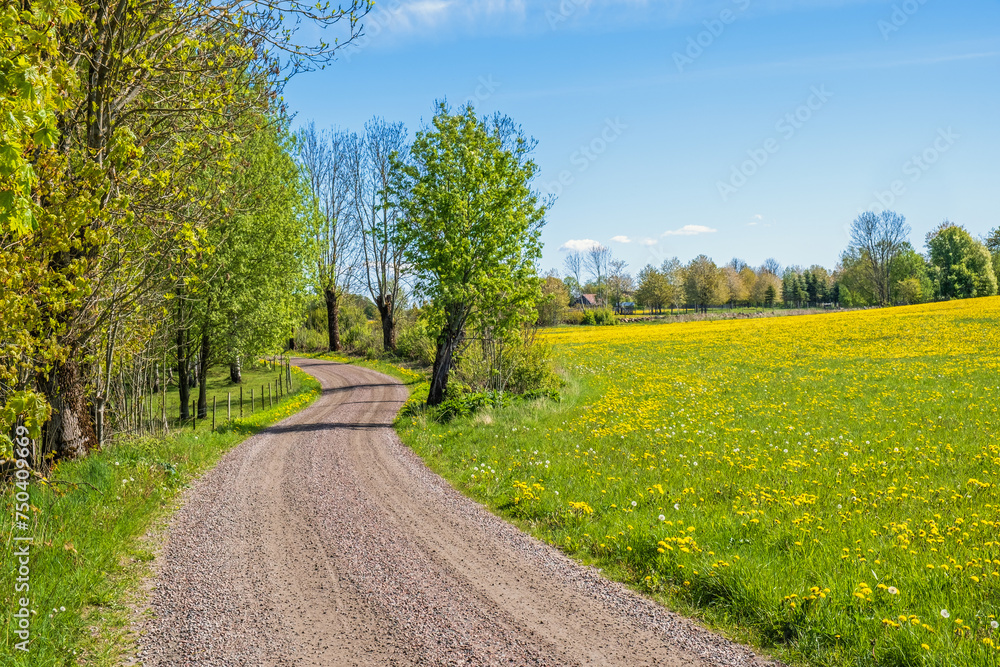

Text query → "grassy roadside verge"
[1,364,321,666]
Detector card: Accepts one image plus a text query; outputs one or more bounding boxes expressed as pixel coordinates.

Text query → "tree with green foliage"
[635,265,666,313]
[985,226,1000,282]
[927,223,998,299]
[684,255,724,313]
[536,272,569,326]
[393,104,546,406]
[660,257,686,312]
[764,284,777,308]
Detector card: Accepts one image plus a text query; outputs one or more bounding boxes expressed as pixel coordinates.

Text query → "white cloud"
[560,238,602,252]
[610,235,631,243]
[661,224,718,237]
[366,0,528,38]
[640,238,658,246]
[753,214,763,220]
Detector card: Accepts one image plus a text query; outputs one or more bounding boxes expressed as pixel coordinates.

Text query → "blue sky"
[283,0,1000,275]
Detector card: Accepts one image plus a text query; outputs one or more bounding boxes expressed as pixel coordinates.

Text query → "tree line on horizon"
[541,212,999,322]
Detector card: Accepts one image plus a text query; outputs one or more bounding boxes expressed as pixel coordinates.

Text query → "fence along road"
[135,357,780,666]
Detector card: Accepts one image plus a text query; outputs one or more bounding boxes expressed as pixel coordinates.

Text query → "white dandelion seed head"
[658,514,666,521]
[941,609,950,619]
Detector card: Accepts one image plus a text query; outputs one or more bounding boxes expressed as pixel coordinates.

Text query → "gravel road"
[134,358,782,666]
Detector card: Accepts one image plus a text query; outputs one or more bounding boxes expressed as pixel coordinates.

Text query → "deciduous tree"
[351,118,408,351]
[845,210,911,305]
[927,223,998,299]
[393,104,546,406]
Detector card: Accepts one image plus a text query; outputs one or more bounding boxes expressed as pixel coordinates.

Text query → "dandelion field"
[399,298,1000,666]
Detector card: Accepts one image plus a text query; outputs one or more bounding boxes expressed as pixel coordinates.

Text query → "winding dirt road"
[135,358,779,666]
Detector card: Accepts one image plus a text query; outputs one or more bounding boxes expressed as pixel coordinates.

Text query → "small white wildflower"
[940,609,950,619]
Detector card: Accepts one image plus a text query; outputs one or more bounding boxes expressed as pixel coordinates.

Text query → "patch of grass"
[0,365,321,666]
[397,297,1000,667]
[147,358,297,430]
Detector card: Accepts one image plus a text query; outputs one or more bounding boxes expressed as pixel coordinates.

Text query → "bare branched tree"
[847,210,911,305]
[607,259,633,311]
[585,244,611,303]
[298,124,361,352]
[761,257,782,276]
[563,251,583,292]
[350,117,408,351]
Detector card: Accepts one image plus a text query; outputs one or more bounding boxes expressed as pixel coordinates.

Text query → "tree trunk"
[177,327,190,420]
[376,293,396,352]
[229,356,242,384]
[380,307,395,351]
[325,287,341,352]
[428,336,456,406]
[427,314,466,406]
[40,357,97,462]
[197,331,210,418]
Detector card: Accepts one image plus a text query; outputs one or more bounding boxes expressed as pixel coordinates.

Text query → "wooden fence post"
[240,386,244,418]
[268,382,272,408]
[250,389,254,415]
[228,392,232,422]
[212,396,217,432]
[192,400,196,429]
[261,384,264,411]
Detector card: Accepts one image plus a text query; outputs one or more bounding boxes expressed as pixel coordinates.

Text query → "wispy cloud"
[352,0,890,45]
[662,224,717,237]
[560,238,602,252]
[640,238,658,246]
[610,235,631,243]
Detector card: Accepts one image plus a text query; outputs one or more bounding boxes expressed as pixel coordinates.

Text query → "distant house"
[619,301,636,315]
[572,293,602,308]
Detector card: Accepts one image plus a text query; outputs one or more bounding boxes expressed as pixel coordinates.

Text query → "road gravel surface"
[134,357,781,666]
